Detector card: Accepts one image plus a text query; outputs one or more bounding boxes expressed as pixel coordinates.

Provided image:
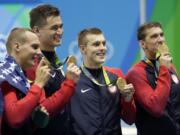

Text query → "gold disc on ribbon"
[67,55,77,66]
[116,77,126,90]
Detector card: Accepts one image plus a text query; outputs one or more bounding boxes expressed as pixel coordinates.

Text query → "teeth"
[54,35,61,41]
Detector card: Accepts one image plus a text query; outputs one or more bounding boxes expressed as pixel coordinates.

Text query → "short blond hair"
[6,27,32,54]
[78,27,103,47]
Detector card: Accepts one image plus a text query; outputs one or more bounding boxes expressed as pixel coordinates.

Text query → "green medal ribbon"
[80,65,115,86]
[143,57,160,78]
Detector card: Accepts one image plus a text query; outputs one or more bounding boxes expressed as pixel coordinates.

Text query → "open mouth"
[96,52,105,57]
[54,34,62,42]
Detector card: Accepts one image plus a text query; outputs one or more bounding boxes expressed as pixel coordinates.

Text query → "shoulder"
[103,66,124,78]
[126,61,146,77]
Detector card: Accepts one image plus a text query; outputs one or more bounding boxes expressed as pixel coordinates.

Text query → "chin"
[28,61,35,67]
[99,59,105,63]
[53,44,60,47]
[53,40,61,46]
[97,61,105,65]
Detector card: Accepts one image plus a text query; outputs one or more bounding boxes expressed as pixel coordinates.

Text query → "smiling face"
[80,33,107,68]
[6,28,41,69]
[18,31,40,69]
[38,15,63,51]
[140,26,165,60]
[18,31,41,69]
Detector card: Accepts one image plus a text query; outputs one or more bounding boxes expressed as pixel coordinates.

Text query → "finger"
[122,87,135,93]
[69,65,80,73]
[67,63,75,69]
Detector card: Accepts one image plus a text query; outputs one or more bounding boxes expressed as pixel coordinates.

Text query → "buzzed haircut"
[29,4,60,28]
[78,27,103,47]
[137,22,162,41]
[6,27,32,53]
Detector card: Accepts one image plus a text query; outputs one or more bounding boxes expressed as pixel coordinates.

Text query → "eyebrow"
[150,32,164,38]
[51,23,63,28]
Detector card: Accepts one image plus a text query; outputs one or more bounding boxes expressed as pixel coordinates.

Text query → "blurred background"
[0,0,180,134]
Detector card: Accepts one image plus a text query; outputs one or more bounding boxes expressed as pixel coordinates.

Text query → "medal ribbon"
[143,57,160,78]
[80,65,113,87]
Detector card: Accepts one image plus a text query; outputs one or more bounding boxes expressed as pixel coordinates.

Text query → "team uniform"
[69,66,136,135]
[126,60,180,135]
[26,51,76,135]
[0,54,76,135]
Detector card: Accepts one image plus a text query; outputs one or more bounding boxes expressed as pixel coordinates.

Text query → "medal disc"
[116,77,126,90]
[67,55,76,65]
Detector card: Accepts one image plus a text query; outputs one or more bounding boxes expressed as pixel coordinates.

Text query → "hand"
[159,52,172,69]
[119,83,135,102]
[34,58,51,88]
[66,63,81,83]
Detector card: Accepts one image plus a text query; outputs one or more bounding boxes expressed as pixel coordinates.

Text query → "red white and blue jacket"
[126,60,180,135]
[0,54,76,135]
[68,66,136,135]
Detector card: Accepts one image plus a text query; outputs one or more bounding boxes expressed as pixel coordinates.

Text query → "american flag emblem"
[0,55,30,115]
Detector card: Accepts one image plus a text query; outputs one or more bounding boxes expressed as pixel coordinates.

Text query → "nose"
[100,43,107,51]
[36,48,42,56]
[56,27,63,35]
[158,35,165,43]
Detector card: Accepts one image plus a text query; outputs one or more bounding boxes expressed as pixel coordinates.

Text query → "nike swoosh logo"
[49,72,56,78]
[81,88,91,93]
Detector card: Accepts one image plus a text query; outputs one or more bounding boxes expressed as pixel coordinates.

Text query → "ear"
[14,42,20,52]
[139,40,146,50]
[32,26,40,34]
[79,45,86,54]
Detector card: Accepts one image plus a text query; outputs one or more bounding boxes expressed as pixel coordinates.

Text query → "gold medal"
[171,74,179,84]
[67,55,76,66]
[116,77,126,90]
[156,43,171,59]
[42,57,51,66]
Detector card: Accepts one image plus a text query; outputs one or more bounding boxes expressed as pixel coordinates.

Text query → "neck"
[145,52,156,60]
[82,65,102,79]
[41,47,55,52]
[83,61,102,69]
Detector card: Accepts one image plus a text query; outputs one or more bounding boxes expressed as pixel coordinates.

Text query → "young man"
[26,4,81,135]
[68,28,136,135]
[126,22,180,135]
[0,28,50,135]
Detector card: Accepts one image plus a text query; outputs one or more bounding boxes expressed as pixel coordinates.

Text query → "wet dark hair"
[137,22,162,40]
[29,4,60,28]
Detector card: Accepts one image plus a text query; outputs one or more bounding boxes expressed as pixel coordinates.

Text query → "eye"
[51,24,63,31]
[51,25,59,31]
[102,41,106,46]
[160,33,164,37]
[31,44,39,50]
[151,34,158,39]
[93,41,100,47]
[60,24,63,29]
